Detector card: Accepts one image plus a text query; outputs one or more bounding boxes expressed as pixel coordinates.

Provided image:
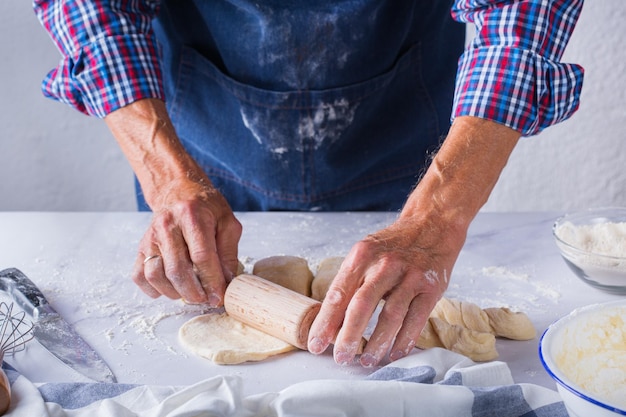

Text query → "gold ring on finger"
[143,255,161,265]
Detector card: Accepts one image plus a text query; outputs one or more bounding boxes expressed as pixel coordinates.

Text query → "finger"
[389,291,440,362]
[215,216,243,283]
[141,252,181,299]
[181,210,241,307]
[308,257,364,356]
[307,275,352,356]
[359,279,414,367]
[153,215,206,303]
[333,269,390,365]
[131,252,162,298]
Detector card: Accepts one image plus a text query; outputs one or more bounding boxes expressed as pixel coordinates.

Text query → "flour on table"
[178,313,295,365]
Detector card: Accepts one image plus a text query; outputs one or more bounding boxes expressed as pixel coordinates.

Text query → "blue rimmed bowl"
[539,300,626,417]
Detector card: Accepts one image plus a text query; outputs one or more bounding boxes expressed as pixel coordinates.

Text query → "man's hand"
[308,116,521,366]
[105,99,242,306]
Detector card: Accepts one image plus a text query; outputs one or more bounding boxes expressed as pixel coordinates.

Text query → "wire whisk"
[0,301,34,414]
[0,302,34,361]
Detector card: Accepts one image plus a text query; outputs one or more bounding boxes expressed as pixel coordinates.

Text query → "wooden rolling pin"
[224,274,321,350]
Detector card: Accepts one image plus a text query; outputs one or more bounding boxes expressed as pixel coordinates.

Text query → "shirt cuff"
[453,46,584,137]
[41,33,164,118]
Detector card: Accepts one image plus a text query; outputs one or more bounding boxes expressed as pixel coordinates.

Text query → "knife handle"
[0,268,56,320]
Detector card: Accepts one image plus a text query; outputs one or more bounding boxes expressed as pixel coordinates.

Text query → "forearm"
[399,116,520,236]
[104,98,213,210]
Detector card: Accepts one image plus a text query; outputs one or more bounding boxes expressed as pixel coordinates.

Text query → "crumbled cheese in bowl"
[554,305,626,408]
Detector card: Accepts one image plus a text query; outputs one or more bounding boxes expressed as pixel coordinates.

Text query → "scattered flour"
[444,265,562,317]
[482,266,561,302]
[482,266,529,282]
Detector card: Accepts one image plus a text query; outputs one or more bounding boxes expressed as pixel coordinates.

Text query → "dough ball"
[311,256,344,301]
[252,256,313,296]
[179,313,295,365]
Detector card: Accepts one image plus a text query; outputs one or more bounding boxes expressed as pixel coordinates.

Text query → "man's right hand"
[105,98,242,306]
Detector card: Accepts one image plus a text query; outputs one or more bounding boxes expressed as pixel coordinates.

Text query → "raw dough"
[311,256,344,301]
[252,256,314,296]
[483,307,537,341]
[430,298,536,340]
[179,313,295,365]
[417,297,535,361]
[427,317,498,362]
[432,298,492,334]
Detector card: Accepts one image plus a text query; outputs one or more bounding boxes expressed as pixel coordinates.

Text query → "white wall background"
[1,1,624,212]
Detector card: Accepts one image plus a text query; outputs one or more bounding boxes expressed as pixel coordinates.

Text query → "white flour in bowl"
[555,221,626,258]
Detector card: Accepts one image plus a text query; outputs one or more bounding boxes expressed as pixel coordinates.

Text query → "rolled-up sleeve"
[451,0,585,136]
[33,0,164,118]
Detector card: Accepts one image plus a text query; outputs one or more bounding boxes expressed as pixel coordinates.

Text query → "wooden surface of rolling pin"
[224,274,321,350]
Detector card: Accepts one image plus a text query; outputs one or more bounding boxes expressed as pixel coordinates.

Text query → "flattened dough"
[179,313,295,365]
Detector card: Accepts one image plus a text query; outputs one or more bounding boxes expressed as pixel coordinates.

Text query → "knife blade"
[0,268,116,383]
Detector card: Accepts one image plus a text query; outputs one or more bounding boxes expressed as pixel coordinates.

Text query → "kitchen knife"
[0,268,116,383]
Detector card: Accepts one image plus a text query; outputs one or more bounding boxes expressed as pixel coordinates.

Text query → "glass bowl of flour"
[539,300,626,417]
[553,207,626,294]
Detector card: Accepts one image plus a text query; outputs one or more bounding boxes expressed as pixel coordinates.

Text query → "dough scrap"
[311,256,344,301]
[179,313,296,365]
[252,256,314,296]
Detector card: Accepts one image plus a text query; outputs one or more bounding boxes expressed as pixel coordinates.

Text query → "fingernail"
[335,351,353,366]
[389,350,405,362]
[360,353,378,368]
[207,293,222,308]
[308,337,325,354]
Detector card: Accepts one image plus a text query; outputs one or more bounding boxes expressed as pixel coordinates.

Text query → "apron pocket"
[168,44,443,210]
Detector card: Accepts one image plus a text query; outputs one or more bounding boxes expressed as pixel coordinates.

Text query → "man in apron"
[35,0,584,367]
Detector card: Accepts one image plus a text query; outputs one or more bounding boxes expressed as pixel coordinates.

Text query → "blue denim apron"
[139,0,464,211]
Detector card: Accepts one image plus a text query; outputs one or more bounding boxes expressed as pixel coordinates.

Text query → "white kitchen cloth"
[2,348,567,417]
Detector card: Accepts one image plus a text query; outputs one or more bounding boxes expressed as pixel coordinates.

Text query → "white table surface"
[0,211,622,395]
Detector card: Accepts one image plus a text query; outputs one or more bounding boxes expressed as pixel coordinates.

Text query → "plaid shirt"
[34,0,584,136]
